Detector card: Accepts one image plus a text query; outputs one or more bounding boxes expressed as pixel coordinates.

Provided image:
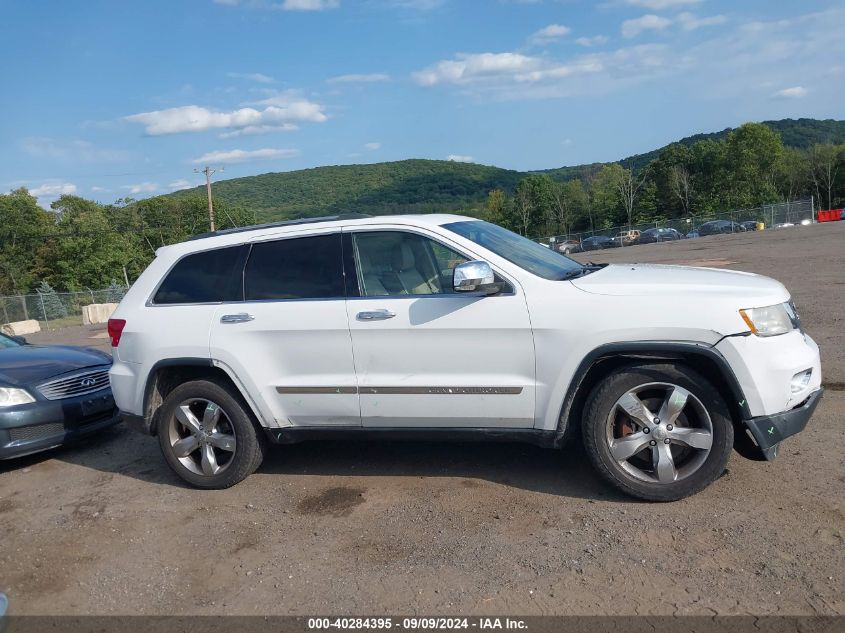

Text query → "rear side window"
[153,245,247,305]
[244,233,344,301]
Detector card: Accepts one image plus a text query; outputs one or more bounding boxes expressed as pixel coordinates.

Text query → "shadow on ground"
[1,422,627,503]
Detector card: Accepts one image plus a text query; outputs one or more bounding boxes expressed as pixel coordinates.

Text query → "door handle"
[356,309,396,321]
[220,313,255,324]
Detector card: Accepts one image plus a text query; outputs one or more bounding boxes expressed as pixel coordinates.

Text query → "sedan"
[555,240,583,255]
[697,220,746,236]
[639,227,683,244]
[0,333,119,460]
[580,235,614,251]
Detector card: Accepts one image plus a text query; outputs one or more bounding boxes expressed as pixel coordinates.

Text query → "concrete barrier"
[82,303,118,325]
[1,319,41,336]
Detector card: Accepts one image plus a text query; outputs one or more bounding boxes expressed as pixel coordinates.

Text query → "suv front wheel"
[157,379,266,489]
[583,364,733,501]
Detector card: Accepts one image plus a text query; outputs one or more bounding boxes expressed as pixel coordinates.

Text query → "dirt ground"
[1,222,843,616]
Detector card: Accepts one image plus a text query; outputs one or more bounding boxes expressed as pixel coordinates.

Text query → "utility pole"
[194,166,223,231]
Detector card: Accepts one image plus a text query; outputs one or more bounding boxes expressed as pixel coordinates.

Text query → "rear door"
[343,226,536,428]
[209,229,360,427]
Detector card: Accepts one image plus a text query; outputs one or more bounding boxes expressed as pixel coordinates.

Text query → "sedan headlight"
[0,387,36,406]
[739,303,794,337]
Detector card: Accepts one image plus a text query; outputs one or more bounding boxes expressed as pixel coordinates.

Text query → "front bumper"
[0,389,121,460]
[743,387,824,460]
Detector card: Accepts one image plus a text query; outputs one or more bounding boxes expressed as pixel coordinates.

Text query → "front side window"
[444,220,582,281]
[153,245,247,305]
[244,233,344,301]
[353,231,468,297]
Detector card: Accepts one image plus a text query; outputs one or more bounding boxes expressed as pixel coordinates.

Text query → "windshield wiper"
[559,263,606,281]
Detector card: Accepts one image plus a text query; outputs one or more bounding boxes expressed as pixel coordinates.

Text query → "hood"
[0,345,112,387]
[571,263,789,305]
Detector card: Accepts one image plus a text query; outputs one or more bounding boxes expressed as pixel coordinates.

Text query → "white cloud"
[412,52,541,86]
[227,72,274,83]
[281,0,339,10]
[327,73,391,83]
[447,154,473,163]
[90,186,109,193]
[622,14,672,38]
[529,24,571,45]
[624,0,701,9]
[30,183,77,197]
[122,182,160,195]
[385,0,445,9]
[773,86,808,99]
[192,148,299,164]
[168,179,194,190]
[125,100,327,135]
[219,124,299,138]
[677,12,727,31]
[21,138,128,162]
[576,35,609,47]
[214,0,339,9]
[364,142,381,150]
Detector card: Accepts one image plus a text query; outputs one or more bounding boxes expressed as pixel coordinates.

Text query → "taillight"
[107,318,126,347]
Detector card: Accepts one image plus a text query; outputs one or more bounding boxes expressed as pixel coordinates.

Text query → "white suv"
[108,214,823,500]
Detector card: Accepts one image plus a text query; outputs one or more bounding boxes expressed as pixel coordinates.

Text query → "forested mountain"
[167,118,845,221]
[2,118,844,294]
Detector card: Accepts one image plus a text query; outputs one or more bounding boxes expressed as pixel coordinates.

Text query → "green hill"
[168,118,845,221]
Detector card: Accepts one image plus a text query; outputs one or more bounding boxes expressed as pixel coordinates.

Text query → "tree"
[484,189,510,228]
[513,180,534,236]
[36,281,67,320]
[550,180,586,237]
[669,164,692,216]
[0,188,56,294]
[808,143,843,210]
[778,147,809,203]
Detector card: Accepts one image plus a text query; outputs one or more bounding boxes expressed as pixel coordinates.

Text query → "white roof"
[156,213,476,258]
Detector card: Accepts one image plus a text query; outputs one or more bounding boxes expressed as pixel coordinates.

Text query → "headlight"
[739,303,794,337]
[0,387,36,406]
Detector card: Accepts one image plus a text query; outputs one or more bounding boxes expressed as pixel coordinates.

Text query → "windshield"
[0,334,23,349]
[444,220,583,281]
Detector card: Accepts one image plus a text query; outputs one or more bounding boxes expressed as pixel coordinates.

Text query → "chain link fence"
[0,286,128,330]
[536,198,815,248]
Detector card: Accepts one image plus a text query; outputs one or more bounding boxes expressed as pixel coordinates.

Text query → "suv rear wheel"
[157,379,266,489]
[582,364,733,501]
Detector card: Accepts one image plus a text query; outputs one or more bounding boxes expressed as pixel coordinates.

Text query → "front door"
[345,227,536,428]
[209,230,360,427]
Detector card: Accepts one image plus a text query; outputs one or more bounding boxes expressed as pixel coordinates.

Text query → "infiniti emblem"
[80,377,97,387]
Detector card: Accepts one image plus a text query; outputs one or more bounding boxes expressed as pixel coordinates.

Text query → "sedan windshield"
[0,334,22,349]
[444,220,584,280]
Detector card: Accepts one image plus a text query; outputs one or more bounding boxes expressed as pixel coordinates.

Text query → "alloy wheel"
[167,398,237,476]
[605,382,714,484]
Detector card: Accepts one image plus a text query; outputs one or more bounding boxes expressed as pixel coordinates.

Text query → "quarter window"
[244,233,345,301]
[153,245,246,305]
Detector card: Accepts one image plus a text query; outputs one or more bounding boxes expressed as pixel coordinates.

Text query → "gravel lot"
[2,222,843,616]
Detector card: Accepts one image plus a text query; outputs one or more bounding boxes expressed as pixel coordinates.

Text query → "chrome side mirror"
[453,260,502,295]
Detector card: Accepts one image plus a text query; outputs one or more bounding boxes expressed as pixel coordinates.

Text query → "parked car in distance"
[774,222,795,229]
[740,221,760,231]
[610,229,641,247]
[686,230,700,239]
[697,220,746,236]
[0,333,119,460]
[110,214,823,501]
[580,235,614,251]
[554,239,583,255]
[639,228,683,244]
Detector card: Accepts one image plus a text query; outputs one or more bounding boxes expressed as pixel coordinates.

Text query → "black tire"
[157,379,267,489]
[582,363,733,501]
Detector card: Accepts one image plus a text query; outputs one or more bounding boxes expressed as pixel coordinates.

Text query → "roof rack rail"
[188,213,372,241]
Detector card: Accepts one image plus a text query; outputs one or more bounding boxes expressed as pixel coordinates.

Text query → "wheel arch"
[141,358,264,435]
[555,341,750,448]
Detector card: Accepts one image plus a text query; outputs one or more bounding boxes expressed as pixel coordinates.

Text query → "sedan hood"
[0,345,111,387]
[571,263,789,305]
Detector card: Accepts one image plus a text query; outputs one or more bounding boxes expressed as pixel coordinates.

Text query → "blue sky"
[2,0,843,208]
